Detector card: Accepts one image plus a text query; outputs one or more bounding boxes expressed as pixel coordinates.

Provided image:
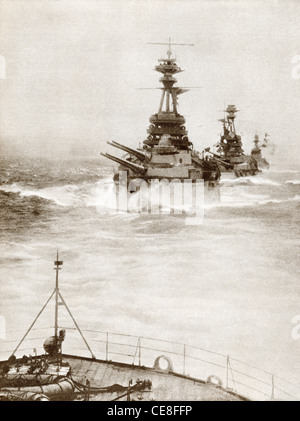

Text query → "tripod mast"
[54,251,63,340]
[10,253,95,359]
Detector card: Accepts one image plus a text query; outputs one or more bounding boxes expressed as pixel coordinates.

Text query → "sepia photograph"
[0,0,299,405]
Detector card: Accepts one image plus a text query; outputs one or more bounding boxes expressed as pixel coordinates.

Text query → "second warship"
[204,105,260,177]
[251,134,270,170]
[101,41,220,189]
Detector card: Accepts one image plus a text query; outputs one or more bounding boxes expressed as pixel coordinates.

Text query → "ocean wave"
[286,180,300,186]
[0,183,82,206]
[205,194,300,210]
[268,170,300,174]
[262,195,300,204]
[221,176,281,187]
[0,178,119,211]
[1,178,299,215]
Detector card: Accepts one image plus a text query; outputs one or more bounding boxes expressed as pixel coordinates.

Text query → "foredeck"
[63,355,247,401]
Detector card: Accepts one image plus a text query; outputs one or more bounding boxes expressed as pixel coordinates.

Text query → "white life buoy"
[206,375,223,388]
[153,355,174,373]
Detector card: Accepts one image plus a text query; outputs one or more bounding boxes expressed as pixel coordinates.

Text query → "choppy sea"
[0,156,299,396]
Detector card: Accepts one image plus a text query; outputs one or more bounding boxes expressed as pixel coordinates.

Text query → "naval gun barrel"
[101,153,146,173]
[206,150,232,167]
[108,141,148,161]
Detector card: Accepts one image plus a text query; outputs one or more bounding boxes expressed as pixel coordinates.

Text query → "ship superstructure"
[101,41,220,186]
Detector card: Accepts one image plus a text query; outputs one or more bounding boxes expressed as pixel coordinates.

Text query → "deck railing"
[1,326,300,401]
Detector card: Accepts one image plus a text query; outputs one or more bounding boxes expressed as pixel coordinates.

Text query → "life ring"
[206,375,223,388]
[153,355,174,373]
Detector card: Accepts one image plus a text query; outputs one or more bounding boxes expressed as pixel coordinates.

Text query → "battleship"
[101,41,221,190]
[1,255,299,401]
[204,105,260,177]
[251,134,270,170]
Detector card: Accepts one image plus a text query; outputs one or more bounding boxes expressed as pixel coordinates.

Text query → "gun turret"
[107,141,149,162]
[101,153,146,174]
[205,150,232,167]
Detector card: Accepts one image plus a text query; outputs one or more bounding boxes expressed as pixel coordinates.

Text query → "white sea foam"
[268,170,300,174]
[286,180,300,186]
[204,194,300,210]
[0,182,99,207]
[221,176,281,187]
[1,178,299,216]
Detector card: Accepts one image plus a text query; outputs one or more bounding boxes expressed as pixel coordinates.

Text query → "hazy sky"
[0,0,299,166]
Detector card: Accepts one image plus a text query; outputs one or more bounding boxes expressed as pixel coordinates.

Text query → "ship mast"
[253,134,260,147]
[54,251,62,340]
[152,38,192,115]
[144,39,194,150]
[10,253,95,359]
[222,105,239,136]
[251,134,261,154]
[217,105,244,158]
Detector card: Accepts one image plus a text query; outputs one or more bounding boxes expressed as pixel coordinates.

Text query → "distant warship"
[205,105,259,177]
[251,134,270,170]
[101,41,220,189]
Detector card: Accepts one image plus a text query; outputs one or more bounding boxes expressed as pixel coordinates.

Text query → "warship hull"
[252,157,270,170]
[219,162,260,178]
